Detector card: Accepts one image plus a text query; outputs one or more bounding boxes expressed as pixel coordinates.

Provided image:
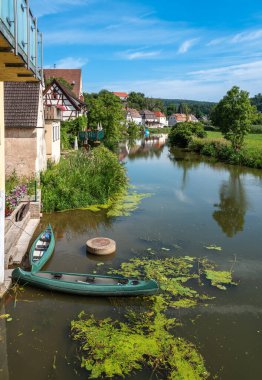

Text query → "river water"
[1,137,262,379]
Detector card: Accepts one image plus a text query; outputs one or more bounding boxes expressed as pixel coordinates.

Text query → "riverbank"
[184,132,262,169]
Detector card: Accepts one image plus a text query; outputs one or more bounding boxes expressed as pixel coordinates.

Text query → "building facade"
[0,0,43,287]
[5,82,47,177]
[43,79,86,121]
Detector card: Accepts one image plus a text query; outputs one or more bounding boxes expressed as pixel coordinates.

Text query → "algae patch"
[71,297,208,380]
[71,255,236,379]
[82,190,152,217]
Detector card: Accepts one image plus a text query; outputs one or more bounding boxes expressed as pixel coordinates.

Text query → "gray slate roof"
[4,82,40,128]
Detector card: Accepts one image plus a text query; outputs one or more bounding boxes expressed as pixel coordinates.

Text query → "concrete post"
[0,82,5,285]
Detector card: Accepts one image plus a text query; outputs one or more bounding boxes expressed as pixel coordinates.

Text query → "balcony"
[0,0,43,82]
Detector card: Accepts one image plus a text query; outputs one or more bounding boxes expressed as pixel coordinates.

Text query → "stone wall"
[4,190,41,268]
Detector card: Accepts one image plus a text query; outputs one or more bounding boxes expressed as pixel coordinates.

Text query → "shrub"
[41,146,128,212]
[189,137,262,169]
[169,122,206,147]
[250,125,262,134]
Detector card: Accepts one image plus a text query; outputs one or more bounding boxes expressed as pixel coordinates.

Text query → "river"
[1,137,262,379]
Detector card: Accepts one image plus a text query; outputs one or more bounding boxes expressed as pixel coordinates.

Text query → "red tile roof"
[154,111,166,117]
[112,92,129,98]
[44,69,82,99]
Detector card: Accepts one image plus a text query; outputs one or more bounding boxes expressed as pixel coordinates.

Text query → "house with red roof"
[154,111,168,128]
[44,69,84,101]
[112,92,129,101]
[168,113,198,127]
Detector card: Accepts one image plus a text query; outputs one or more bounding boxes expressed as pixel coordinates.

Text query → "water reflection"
[40,209,112,238]
[213,168,248,237]
[119,136,166,161]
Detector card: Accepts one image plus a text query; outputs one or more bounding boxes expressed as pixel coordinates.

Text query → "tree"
[86,90,125,149]
[127,92,147,110]
[211,86,255,150]
[166,103,177,116]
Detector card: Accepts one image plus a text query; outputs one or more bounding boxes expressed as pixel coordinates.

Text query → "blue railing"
[0,0,43,80]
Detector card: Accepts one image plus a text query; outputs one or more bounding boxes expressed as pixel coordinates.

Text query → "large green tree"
[85,90,125,149]
[211,86,255,150]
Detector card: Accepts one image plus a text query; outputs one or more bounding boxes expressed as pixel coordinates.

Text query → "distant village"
[113,91,199,128]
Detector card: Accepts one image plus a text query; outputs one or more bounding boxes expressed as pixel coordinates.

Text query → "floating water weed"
[71,256,236,379]
[71,297,208,379]
[205,245,222,252]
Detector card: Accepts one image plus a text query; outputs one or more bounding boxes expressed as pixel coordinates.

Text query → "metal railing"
[0,0,43,80]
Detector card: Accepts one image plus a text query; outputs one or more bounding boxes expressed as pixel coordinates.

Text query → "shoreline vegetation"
[169,128,262,169]
[41,146,128,213]
[168,86,262,170]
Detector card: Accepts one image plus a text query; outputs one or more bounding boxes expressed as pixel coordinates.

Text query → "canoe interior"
[32,228,52,262]
[35,272,141,286]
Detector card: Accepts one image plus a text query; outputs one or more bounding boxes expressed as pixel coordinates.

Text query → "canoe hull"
[12,268,159,297]
[29,224,55,273]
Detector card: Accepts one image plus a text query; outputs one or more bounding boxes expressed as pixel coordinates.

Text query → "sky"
[30,0,262,101]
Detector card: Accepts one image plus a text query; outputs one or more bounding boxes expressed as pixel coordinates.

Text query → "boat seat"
[118,279,129,285]
[52,273,62,280]
[130,280,140,285]
[35,245,49,250]
[86,276,95,283]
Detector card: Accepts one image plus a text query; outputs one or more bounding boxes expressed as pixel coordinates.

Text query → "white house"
[168,113,198,127]
[154,111,168,128]
[126,108,142,125]
[43,79,86,121]
[44,106,62,163]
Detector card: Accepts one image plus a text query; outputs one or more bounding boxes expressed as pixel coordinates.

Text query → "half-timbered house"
[43,79,86,121]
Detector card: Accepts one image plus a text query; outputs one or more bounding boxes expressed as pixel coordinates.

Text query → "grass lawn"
[206,131,262,151]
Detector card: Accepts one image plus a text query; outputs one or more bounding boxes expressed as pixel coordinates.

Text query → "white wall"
[35,85,47,174]
[0,82,5,284]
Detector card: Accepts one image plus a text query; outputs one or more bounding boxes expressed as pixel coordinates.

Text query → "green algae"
[204,245,222,252]
[71,297,208,380]
[200,259,237,290]
[107,192,152,217]
[71,255,236,379]
[79,190,152,217]
[204,269,236,290]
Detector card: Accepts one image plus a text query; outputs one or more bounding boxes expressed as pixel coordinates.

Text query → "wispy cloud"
[230,29,262,43]
[30,0,93,17]
[119,50,161,60]
[189,60,262,82]
[45,57,88,69]
[178,39,198,54]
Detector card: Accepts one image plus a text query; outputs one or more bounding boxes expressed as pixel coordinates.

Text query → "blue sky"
[31,0,262,101]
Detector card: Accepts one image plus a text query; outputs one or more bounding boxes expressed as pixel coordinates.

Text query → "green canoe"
[12,268,159,296]
[29,224,55,273]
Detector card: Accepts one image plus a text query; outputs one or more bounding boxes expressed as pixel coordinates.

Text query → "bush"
[41,146,128,212]
[250,125,262,134]
[189,138,262,169]
[169,122,206,147]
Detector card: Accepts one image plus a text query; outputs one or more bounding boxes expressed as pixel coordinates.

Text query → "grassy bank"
[188,132,262,169]
[206,131,262,151]
[41,146,128,212]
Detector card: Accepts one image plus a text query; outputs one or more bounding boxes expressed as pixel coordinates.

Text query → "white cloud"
[231,29,262,43]
[45,57,88,69]
[189,60,262,82]
[177,38,198,54]
[120,50,161,60]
